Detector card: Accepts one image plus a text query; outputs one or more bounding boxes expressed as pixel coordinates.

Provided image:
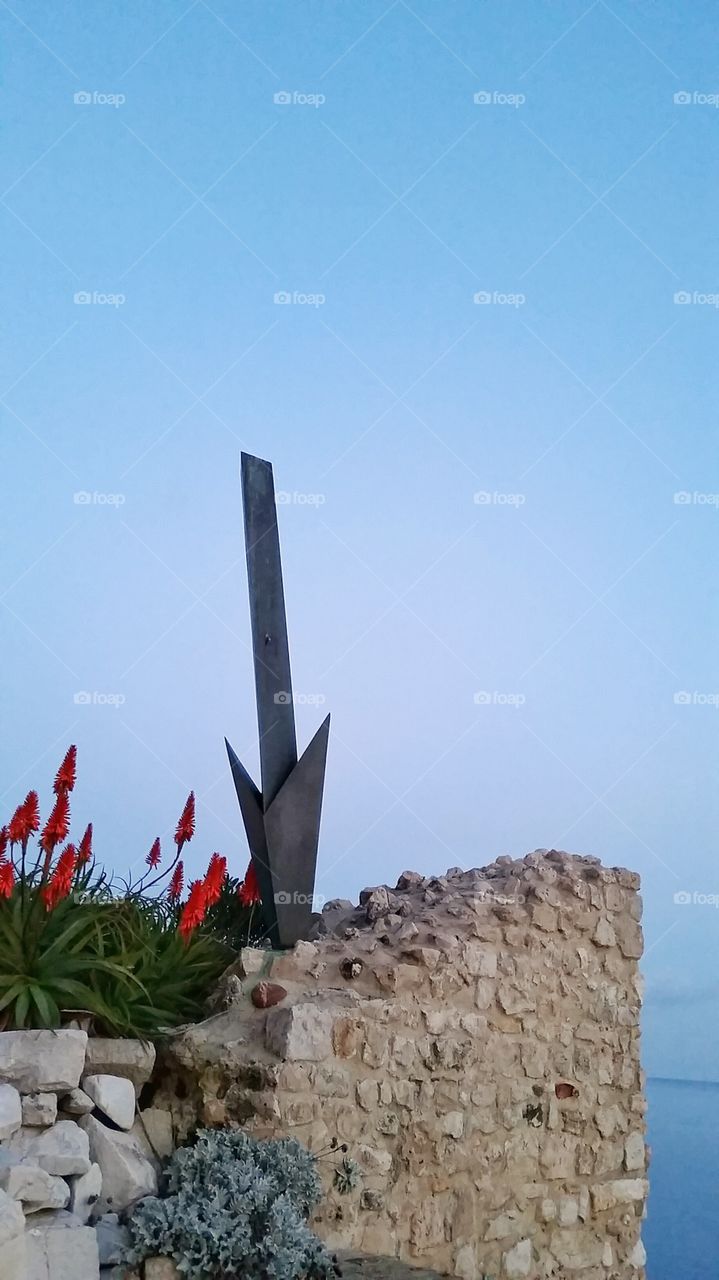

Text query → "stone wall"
[157,850,648,1280]
[0,1029,162,1278]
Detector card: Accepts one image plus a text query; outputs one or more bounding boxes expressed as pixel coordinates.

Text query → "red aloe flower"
[203,853,227,907]
[0,827,7,865]
[0,862,14,899]
[178,879,208,940]
[40,791,70,854]
[174,792,195,847]
[238,860,261,907]
[7,791,38,845]
[168,860,184,902]
[42,844,77,910]
[7,804,26,846]
[77,824,93,865]
[146,838,161,869]
[54,745,77,795]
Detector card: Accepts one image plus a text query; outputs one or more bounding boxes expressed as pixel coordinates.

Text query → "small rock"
[0,1084,22,1140]
[251,982,288,1009]
[504,1238,532,1278]
[237,947,268,977]
[265,1004,333,1061]
[83,1039,155,1093]
[69,1162,102,1223]
[61,1089,95,1116]
[83,1076,136,1131]
[8,1120,91,1177]
[96,1213,130,1265]
[22,1093,57,1127]
[395,870,424,890]
[144,1259,181,1280]
[340,958,364,980]
[0,1162,69,1212]
[134,1108,174,1160]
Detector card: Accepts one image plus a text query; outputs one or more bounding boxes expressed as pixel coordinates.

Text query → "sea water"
[645,1077,719,1278]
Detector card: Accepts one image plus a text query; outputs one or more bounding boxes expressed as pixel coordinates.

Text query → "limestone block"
[82,1076,135,1131]
[24,1211,100,1280]
[79,1116,157,1215]
[503,1238,532,1277]
[0,1233,26,1280]
[0,1163,69,1212]
[0,1031,87,1092]
[83,1040,155,1093]
[624,1131,645,1171]
[0,1186,25,1244]
[69,1163,102,1223]
[0,1086,21,1140]
[60,1089,95,1117]
[265,1004,333,1062]
[8,1121,91,1177]
[22,1094,57,1128]
[590,1178,647,1212]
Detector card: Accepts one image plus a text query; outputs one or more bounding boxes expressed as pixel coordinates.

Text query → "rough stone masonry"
[158,850,648,1279]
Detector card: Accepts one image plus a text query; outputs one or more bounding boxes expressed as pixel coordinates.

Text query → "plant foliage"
[125,1128,340,1280]
[0,747,265,1037]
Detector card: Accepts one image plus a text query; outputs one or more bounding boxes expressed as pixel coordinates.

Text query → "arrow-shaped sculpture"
[226,453,330,948]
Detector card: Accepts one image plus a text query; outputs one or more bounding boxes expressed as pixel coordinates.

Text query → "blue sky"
[1,0,718,1078]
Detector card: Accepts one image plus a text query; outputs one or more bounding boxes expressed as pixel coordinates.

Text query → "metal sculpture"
[226,453,330,948]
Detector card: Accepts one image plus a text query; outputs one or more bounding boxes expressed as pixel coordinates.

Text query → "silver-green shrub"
[125,1128,339,1279]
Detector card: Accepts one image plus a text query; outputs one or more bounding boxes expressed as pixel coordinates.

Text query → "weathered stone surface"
[134,1108,174,1160]
[79,1116,158,1215]
[69,1162,102,1223]
[83,1076,135,1131]
[25,1211,100,1280]
[95,1213,130,1265]
[0,1185,25,1243]
[22,1093,57,1128]
[144,1260,181,1280]
[0,1162,69,1212]
[0,1085,21,1140]
[61,1089,94,1117]
[156,850,646,1280]
[265,1004,333,1061]
[8,1121,91,1177]
[0,1031,87,1092]
[83,1040,155,1092]
[504,1238,532,1278]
